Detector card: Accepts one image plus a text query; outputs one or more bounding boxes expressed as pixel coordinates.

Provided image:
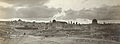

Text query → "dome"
[92,19,98,24]
[52,20,56,23]
[18,19,22,21]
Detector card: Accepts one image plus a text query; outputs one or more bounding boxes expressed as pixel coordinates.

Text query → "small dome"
[33,21,36,23]
[18,19,22,21]
[92,19,98,24]
[52,20,56,23]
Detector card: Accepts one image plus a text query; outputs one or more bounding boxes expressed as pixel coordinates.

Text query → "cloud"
[81,0,88,3]
[0,0,49,9]
[1,0,119,21]
[1,0,49,5]
[0,5,59,21]
[45,0,120,10]
[0,2,13,8]
[91,5,120,20]
[63,5,120,20]
[16,6,58,18]
[0,7,15,19]
[0,0,60,21]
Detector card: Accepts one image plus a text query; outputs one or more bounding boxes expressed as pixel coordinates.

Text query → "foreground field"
[3,35,120,44]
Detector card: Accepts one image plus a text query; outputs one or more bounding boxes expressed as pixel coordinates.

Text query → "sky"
[0,0,120,23]
[45,0,120,10]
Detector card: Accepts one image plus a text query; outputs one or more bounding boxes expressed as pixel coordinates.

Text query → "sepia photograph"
[0,0,120,44]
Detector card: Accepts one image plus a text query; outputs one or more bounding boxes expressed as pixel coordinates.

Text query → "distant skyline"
[0,0,120,23]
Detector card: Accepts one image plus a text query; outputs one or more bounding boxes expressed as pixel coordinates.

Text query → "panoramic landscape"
[0,0,120,44]
[0,19,120,44]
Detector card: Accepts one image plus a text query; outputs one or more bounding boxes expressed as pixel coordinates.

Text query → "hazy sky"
[0,0,120,23]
